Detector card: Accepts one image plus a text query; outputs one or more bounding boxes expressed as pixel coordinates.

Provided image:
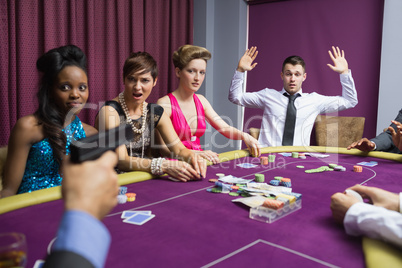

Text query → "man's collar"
[281,88,304,96]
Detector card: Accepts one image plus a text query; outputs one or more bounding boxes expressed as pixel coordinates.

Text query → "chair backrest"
[0,146,7,191]
[314,115,365,147]
[249,127,261,140]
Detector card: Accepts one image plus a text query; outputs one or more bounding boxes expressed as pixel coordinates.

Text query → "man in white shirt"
[228,46,358,147]
[330,184,402,248]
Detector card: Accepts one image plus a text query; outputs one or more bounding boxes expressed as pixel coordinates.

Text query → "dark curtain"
[0,0,193,146]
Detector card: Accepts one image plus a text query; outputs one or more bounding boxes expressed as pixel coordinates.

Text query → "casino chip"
[117,194,127,204]
[255,174,265,182]
[126,193,136,202]
[353,165,363,172]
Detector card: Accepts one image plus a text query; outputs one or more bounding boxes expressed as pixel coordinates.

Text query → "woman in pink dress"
[157,45,260,164]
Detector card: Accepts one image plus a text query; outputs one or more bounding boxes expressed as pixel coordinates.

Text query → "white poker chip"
[345,189,364,202]
[117,194,127,204]
[216,173,225,178]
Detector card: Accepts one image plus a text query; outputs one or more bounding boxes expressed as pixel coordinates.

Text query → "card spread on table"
[237,163,258,168]
[121,210,152,219]
[219,175,253,184]
[123,213,155,225]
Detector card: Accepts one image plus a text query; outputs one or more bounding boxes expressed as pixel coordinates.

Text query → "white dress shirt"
[228,70,358,147]
[344,200,402,248]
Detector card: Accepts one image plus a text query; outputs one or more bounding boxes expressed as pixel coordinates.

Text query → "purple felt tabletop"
[1,152,401,268]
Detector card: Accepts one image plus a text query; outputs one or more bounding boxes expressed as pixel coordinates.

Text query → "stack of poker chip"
[117,186,128,204]
[353,165,363,172]
[260,156,268,165]
[286,192,302,201]
[280,178,292,188]
[276,193,296,204]
[262,199,284,210]
[329,163,346,172]
[269,179,280,186]
[117,194,127,204]
[215,181,232,193]
[292,152,299,158]
[334,165,346,171]
[268,154,276,162]
[298,153,306,159]
[119,186,128,195]
[126,193,136,202]
[255,173,265,182]
[305,166,333,173]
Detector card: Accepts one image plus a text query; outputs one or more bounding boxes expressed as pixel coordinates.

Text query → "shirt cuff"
[53,210,111,268]
[340,69,352,76]
[234,69,245,79]
[399,193,402,213]
[371,140,377,150]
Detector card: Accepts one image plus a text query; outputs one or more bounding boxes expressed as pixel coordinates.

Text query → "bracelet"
[150,157,165,176]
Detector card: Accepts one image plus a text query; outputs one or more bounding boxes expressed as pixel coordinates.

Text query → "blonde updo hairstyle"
[172,45,211,70]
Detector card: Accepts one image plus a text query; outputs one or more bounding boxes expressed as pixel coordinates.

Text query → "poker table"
[1,146,402,268]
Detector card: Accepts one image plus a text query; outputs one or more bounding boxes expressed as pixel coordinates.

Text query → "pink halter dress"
[168,93,206,151]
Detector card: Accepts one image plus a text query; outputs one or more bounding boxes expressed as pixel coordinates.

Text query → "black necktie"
[282,93,300,146]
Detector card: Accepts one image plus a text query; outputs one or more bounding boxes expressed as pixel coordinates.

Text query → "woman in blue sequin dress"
[0,45,97,197]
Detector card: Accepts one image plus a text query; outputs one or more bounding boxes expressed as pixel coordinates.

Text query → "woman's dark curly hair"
[34,45,87,164]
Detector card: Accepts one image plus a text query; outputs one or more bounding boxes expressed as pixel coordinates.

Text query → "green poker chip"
[255,174,265,182]
[211,187,222,193]
[296,165,304,168]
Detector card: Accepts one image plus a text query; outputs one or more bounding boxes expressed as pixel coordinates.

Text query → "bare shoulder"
[82,123,98,137]
[157,95,170,105]
[196,94,212,109]
[12,115,43,143]
[95,102,121,130]
[156,95,172,115]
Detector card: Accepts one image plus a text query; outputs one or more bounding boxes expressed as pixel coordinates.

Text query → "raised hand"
[237,46,258,73]
[327,46,349,74]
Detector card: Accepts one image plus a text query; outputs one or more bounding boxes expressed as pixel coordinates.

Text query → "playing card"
[121,210,152,219]
[123,213,155,225]
[237,163,258,168]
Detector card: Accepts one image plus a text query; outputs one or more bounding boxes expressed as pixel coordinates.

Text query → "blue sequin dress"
[17,116,86,194]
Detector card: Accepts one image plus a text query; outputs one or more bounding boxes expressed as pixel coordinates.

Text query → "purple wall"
[246,0,384,144]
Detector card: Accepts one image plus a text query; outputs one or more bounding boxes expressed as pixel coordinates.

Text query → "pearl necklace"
[119,92,148,158]
[119,92,148,134]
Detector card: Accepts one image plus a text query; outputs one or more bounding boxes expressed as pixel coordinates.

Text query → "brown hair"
[123,52,158,81]
[282,55,306,73]
[173,45,211,70]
